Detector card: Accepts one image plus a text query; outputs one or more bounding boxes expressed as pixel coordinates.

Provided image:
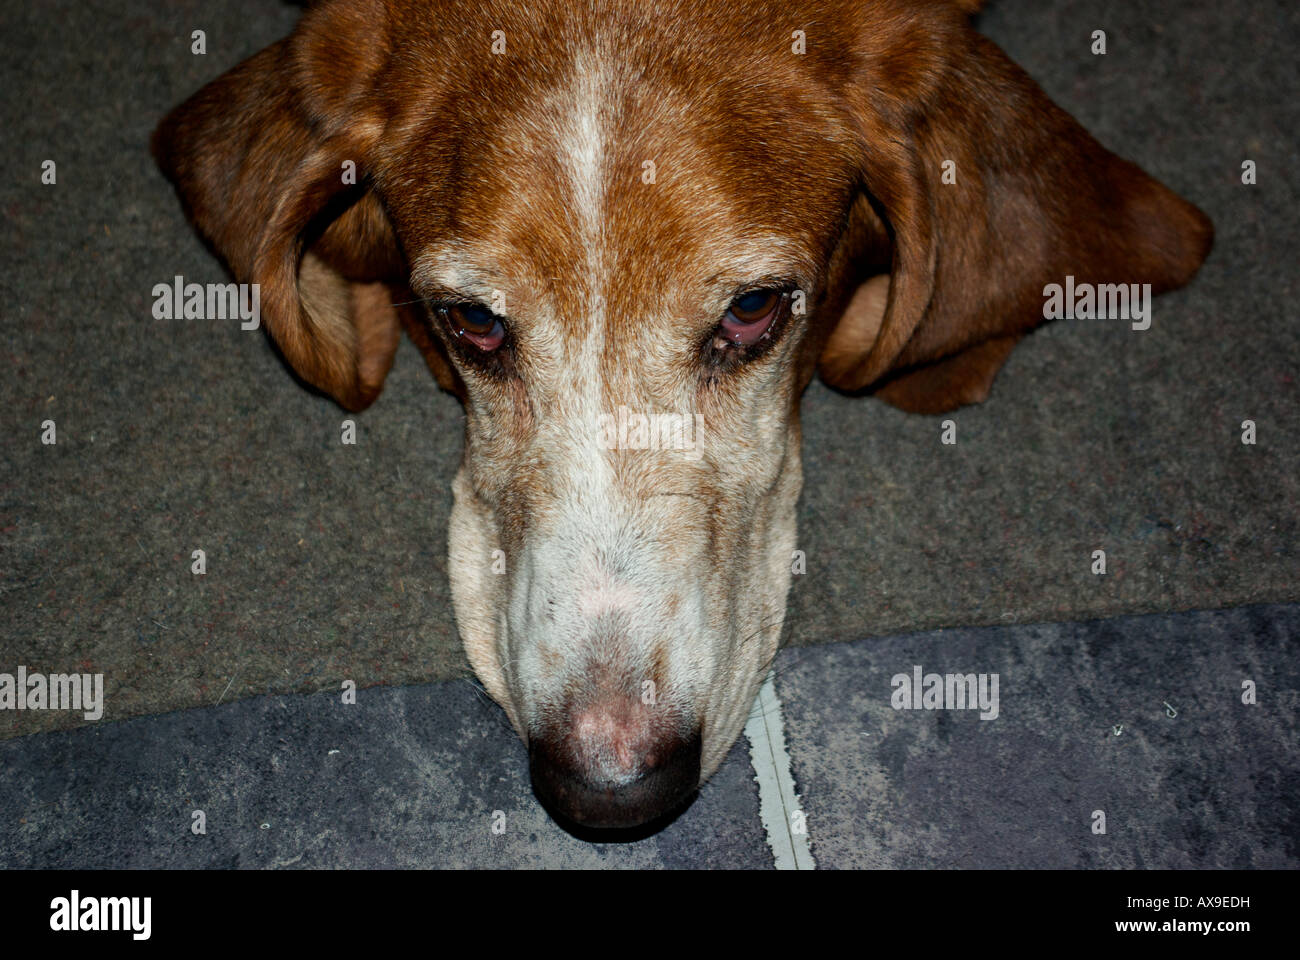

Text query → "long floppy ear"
[153,19,405,412]
[819,5,1213,414]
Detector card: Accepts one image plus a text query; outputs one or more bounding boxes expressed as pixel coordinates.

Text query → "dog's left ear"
[819,4,1213,413]
[152,1,409,412]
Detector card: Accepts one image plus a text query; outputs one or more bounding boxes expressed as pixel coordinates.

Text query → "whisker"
[738,613,790,650]
[648,491,710,504]
[460,677,516,735]
[764,646,822,684]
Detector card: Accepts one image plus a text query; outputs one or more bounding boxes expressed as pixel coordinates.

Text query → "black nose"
[529,728,702,834]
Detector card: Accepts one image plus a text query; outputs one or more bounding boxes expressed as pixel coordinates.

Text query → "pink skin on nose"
[572,701,660,775]
[569,571,659,776]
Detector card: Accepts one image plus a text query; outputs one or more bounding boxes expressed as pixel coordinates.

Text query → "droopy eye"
[443,302,506,351]
[720,289,782,345]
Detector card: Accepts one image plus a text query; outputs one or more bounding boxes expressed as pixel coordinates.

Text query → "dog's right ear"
[153,10,405,412]
[819,2,1212,414]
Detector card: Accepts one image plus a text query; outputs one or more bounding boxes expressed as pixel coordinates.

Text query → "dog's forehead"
[380,5,859,310]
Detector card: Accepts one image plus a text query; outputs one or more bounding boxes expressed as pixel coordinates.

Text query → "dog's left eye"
[442,303,506,352]
[720,289,781,345]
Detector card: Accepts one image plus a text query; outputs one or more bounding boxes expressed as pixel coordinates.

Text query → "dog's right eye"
[442,303,506,352]
[722,289,781,345]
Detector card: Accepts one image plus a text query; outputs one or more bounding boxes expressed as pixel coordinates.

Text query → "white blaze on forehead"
[558,48,611,269]
[544,46,618,532]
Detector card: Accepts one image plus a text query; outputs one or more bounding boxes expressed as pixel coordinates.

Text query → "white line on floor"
[744,671,815,870]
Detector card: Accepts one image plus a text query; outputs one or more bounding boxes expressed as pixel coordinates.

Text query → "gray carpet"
[2,0,1298,740]
[1,605,1293,868]
[779,603,1299,869]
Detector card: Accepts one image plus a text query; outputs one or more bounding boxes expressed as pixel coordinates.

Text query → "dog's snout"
[529,702,702,831]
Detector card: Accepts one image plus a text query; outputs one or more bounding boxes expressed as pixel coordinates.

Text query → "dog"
[153,0,1212,833]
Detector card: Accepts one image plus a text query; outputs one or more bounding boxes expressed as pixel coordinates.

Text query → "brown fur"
[154,0,1211,417]
[153,0,1212,830]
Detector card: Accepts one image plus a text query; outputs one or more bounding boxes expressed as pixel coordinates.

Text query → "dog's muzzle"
[528,696,702,831]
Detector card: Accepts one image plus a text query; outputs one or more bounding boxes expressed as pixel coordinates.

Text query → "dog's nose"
[529,706,702,831]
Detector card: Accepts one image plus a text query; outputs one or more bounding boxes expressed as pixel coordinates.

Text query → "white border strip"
[744,671,815,870]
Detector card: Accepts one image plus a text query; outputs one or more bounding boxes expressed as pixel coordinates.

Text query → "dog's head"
[154,0,1211,831]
